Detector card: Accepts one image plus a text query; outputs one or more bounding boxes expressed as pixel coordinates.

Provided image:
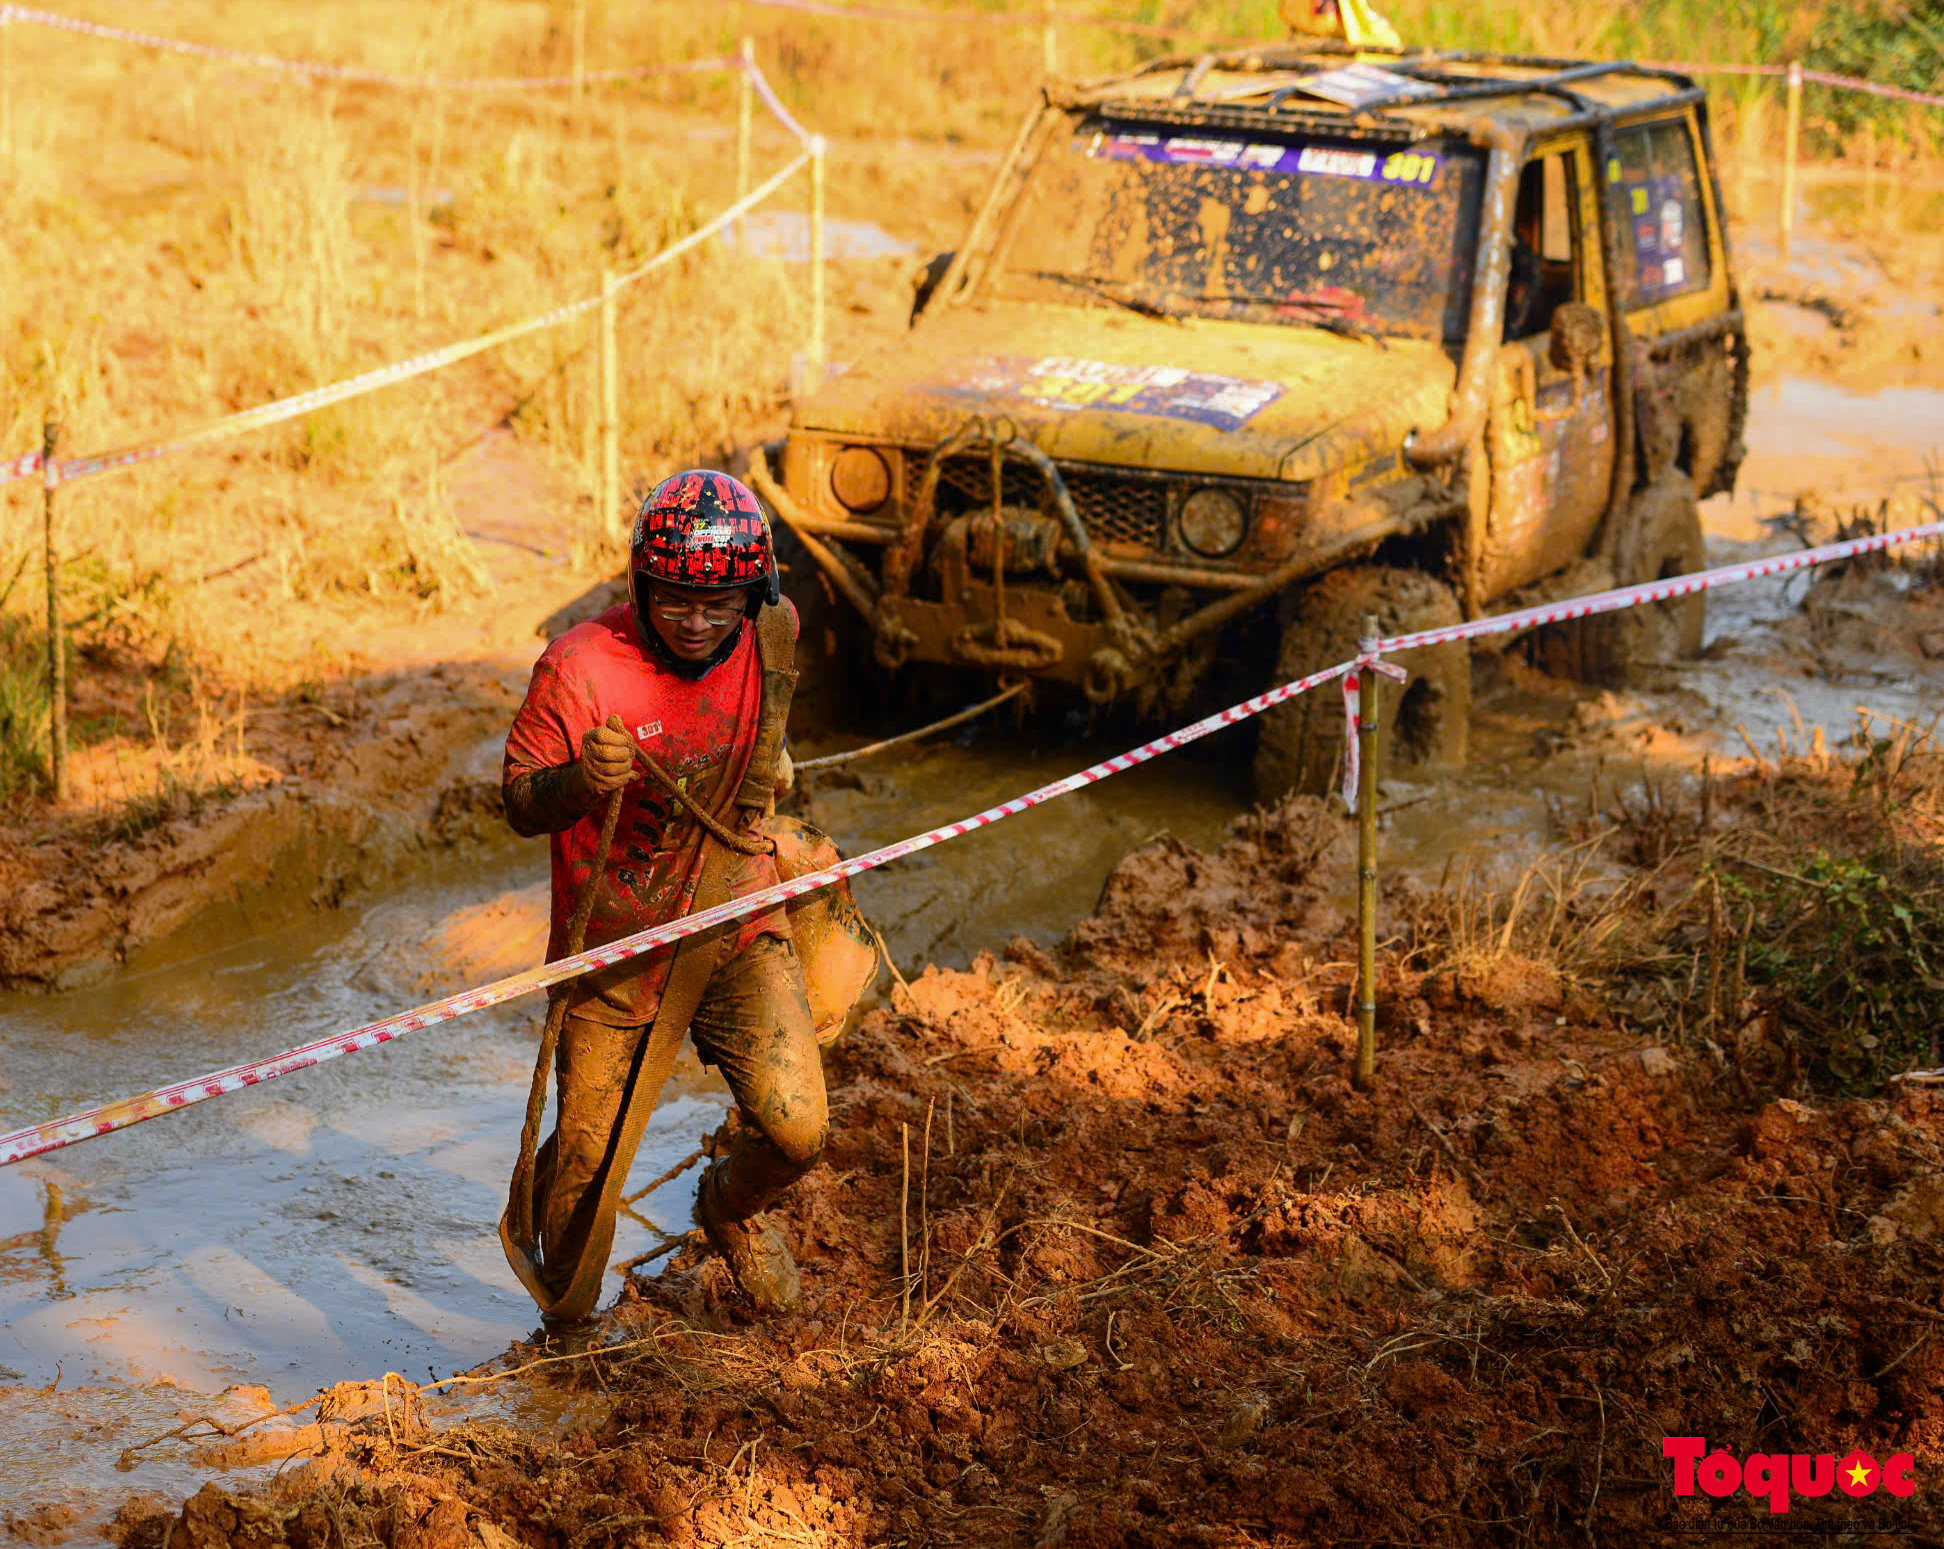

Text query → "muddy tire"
[770,517,866,737]
[1537,474,1707,686]
[1252,567,1470,801]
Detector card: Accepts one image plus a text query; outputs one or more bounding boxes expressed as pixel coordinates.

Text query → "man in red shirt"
[502,470,820,1320]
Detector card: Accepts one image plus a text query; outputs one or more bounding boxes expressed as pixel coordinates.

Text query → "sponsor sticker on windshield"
[936,355,1285,433]
[1093,131,1440,186]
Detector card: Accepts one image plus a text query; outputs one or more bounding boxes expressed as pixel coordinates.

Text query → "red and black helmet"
[629,469,779,619]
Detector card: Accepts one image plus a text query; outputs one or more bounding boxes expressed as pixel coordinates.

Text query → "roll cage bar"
[1058,45,1704,142]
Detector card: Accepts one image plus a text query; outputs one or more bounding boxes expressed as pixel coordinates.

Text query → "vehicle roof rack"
[1074,45,1697,137]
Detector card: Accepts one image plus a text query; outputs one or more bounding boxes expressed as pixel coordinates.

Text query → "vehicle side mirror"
[1548,302,1606,380]
[910,251,956,327]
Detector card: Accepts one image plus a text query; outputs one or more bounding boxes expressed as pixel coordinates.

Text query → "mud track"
[0,666,519,992]
[101,776,1944,1548]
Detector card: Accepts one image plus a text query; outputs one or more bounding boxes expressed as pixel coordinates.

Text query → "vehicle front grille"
[936,457,1167,552]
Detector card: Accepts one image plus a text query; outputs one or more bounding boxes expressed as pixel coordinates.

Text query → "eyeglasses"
[650,597,744,627]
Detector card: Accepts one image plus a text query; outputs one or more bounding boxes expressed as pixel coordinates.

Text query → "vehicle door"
[1479,137,1616,598]
[1598,108,1741,497]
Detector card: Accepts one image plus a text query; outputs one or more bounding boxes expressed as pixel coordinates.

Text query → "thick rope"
[507,751,628,1253]
[631,744,775,855]
[795,681,1028,773]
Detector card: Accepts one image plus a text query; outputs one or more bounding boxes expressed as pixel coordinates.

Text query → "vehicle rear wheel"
[1533,474,1707,686]
[1252,566,1470,801]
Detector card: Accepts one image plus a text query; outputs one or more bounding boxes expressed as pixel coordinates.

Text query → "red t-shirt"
[503,601,794,1026]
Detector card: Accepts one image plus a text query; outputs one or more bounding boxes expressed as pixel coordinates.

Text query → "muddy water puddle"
[0,735,1249,1525]
[3,355,1939,1525]
[0,846,724,1521]
[1728,375,1944,521]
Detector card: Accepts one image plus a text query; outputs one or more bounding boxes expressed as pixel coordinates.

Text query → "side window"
[1605,118,1712,308]
[1506,148,1582,340]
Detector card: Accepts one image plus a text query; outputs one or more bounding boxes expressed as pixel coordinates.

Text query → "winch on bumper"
[751,414,1391,712]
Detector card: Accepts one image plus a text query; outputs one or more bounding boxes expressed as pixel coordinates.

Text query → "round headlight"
[1178,487,1247,558]
[830,446,891,514]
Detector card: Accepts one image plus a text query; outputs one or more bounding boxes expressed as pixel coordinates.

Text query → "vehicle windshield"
[990,114,1485,343]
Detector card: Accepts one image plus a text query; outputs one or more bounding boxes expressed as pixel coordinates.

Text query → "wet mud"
[4,527,1936,1544]
[0,213,1940,1540]
[82,747,1944,1546]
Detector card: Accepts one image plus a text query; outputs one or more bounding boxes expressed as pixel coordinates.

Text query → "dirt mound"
[0,665,520,991]
[102,788,1944,1545]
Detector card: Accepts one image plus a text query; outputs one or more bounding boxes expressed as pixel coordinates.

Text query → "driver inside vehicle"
[1505,156,1577,341]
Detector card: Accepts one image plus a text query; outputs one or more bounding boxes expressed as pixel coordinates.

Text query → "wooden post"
[3,8,13,166]
[735,38,753,254]
[1863,118,1878,220]
[42,420,66,803]
[572,0,586,99]
[1780,59,1802,264]
[600,266,620,545]
[1732,90,1763,226]
[736,38,753,207]
[1353,614,1380,1092]
[808,134,826,392]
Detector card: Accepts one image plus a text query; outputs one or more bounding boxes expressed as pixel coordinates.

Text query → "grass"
[1,2,834,815]
[0,616,51,803]
[1409,686,1944,1095]
[0,0,1938,822]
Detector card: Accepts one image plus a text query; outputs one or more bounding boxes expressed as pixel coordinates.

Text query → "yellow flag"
[1280,0,1403,49]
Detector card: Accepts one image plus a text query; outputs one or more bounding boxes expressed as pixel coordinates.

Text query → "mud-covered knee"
[765,1112,828,1174]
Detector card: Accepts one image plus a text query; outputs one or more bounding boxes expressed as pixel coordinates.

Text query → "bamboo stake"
[919,1096,934,1304]
[1353,613,1380,1091]
[1733,90,1763,225]
[899,1121,911,1329]
[408,117,426,321]
[1780,59,1802,265]
[3,9,13,166]
[1863,119,1878,220]
[572,0,585,100]
[42,419,66,803]
[736,38,753,211]
[808,135,826,393]
[600,266,619,545]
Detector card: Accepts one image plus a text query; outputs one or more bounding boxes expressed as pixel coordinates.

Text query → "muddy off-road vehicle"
[755,40,1747,794]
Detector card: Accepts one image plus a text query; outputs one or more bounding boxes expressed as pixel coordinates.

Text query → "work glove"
[578,714,637,798]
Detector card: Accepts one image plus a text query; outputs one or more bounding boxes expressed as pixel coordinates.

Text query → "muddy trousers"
[537,934,827,1298]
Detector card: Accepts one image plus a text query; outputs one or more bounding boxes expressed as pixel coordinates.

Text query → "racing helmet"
[628,470,780,631]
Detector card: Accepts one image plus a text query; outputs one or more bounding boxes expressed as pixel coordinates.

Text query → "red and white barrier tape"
[745,56,815,148]
[5,516,1940,1167]
[1340,653,1406,813]
[0,5,737,90]
[1655,57,1944,110]
[1377,521,1944,657]
[22,3,1931,106]
[707,0,1944,77]
[29,150,809,488]
[0,655,1360,1167]
[1799,67,1944,111]
[0,59,812,486]
[733,0,1239,42]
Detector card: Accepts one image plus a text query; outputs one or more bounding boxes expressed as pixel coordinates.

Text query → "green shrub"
[0,617,50,803]
[1727,847,1944,1089]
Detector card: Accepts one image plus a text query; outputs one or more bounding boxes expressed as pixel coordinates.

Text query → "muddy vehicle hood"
[797,302,1459,482]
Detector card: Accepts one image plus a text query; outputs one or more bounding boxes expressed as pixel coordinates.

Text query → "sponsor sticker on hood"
[933,355,1286,433]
